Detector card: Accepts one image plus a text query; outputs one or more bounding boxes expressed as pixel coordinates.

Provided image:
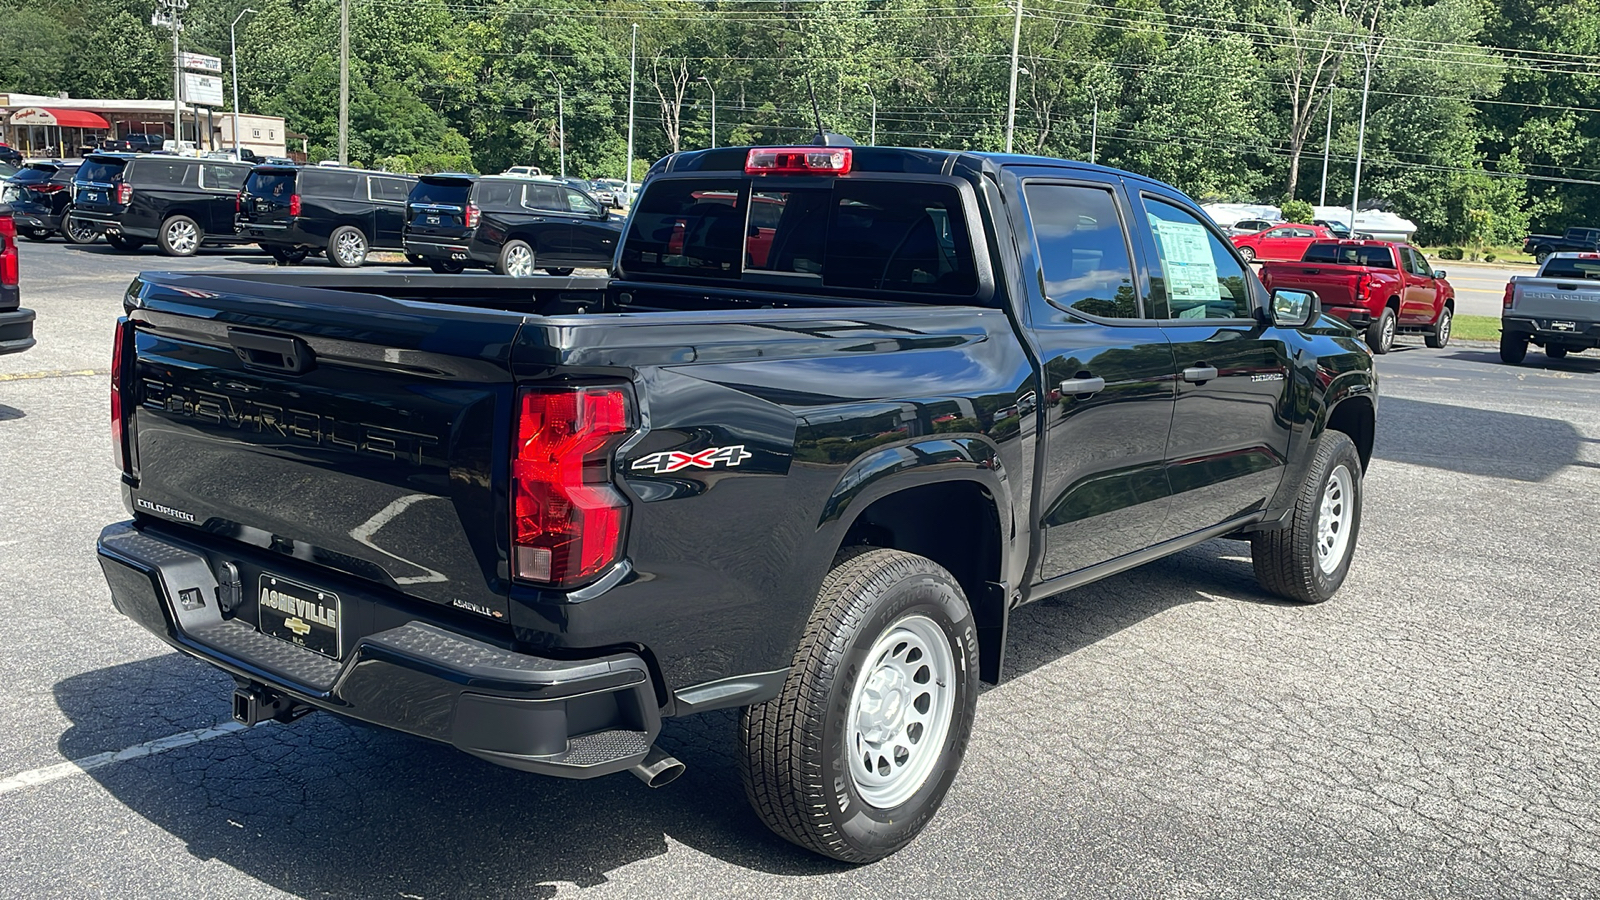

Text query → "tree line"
[2,0,1596,244]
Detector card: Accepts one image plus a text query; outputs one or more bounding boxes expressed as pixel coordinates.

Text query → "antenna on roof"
[805,72,826,139]
[803,72,855,147]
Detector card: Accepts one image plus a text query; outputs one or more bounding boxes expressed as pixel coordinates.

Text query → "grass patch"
[1452,314,1502,341]
[1419,245,1537,266]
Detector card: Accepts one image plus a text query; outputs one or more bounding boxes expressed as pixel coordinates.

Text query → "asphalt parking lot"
[2,239,1597,899]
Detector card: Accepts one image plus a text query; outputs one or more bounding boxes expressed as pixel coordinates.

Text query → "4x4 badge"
[632,445,752,474]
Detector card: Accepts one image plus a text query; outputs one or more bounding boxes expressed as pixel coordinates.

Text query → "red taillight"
[1503,282,1516,309]
[465,204,480,228]
[30,182,67,194]
[512,386,631,587]
[235,191,242,215]
[746,147,852,175]
[0,214,16,288]
[116,182,132,205]
[289,194,301,217]
[111,319,129,474]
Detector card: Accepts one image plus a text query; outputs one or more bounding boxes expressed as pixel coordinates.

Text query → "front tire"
[1499,331,1528,365]
[1365,307,1396,354]
[428,260,465,274]
[1250,430,1363,604]
[327,226,369,268]
[544,267,575,276]
[158,215,201,256]
[21,227,52,241]
[1238,245,1256,263]
[267,244,308,265]
[1424,306,1453,349]
[741,548,979,863]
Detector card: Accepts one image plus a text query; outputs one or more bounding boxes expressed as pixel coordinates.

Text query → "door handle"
[1059,376,1106,396]
[1182,366,1219,384]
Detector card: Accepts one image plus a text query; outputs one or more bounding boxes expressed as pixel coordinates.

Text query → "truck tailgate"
[1511,278,1600,320]
[1261,265,1361,307]
[125,273,524,618]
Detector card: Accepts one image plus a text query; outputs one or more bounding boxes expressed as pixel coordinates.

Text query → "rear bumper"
[97,521,663,779]
[1503,315,1600,349]
[11,207,63,233]
[0,307,35,355]
[1324,306,1373,328]
[74,211,157,240]
[403,237,473,261]
[237,221,316,248]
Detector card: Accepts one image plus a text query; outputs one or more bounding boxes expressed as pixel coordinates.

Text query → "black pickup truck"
[97,143,1377,863]
[1523,226,1600,263]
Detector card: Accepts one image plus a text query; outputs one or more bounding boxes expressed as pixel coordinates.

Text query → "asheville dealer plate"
[257,574,342,659]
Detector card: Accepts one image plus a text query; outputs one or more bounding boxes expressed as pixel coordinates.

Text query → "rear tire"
[1365,307,1396,354]
[1250,430,1363,604]
[1547,344,1569,359]
[267,244,308,265]
[157,215,201,256]
[1535,250,1550,265]
[105,233,145,252]
[496,239,536,277]
[21,228,52,242]
[740,548,979,863]
[1424,306,1453,349]
[62,210,100,245]
[1238,245,1256,263]
[327,226,368,268]
[1499,332,1528,365]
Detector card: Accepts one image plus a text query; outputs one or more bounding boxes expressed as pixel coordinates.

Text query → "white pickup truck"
[1501,252,1600,364]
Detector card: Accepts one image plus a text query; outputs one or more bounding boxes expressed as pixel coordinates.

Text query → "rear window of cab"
[620,177,978,298]
[76,158,128,184]
[408,178,473,207]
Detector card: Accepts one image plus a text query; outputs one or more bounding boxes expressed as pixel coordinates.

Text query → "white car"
[502,165,544,178]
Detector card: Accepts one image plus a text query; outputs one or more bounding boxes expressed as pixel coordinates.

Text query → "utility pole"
[155,0,186,144]
[1089,97,1098,164]
[338,0,349,164]
[1319,89,1333,206]
[1349,41,1374,236]
[626,24,638,190]
[1005,0,1023,153]
[231,8,256,157]
[865,85,876,145]
[546,71,565,177]
[697,75,716,149]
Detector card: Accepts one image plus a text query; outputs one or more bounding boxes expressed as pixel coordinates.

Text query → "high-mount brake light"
[745,147,853,176]
[116,182,132,205]
[512,385,632,587]
[289,194,301,217]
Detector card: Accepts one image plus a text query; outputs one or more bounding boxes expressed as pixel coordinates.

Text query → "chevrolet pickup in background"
[97,143,1377,863]
[1258,239,1454,354]
[1522,226,1600,264]
[0,205,36,355]
[1500,251,1600,364]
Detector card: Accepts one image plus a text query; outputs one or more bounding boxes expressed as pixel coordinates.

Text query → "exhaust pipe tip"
[629,747,685,788]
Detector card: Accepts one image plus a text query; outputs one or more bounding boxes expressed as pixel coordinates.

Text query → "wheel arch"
[817,439,1014,684]
[1321,391,1375,471]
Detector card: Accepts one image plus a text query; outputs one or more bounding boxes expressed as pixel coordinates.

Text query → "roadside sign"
[179,52,223,74]
[181,73,224,107]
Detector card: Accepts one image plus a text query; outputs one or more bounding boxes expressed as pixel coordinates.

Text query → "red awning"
[8,107,111,129]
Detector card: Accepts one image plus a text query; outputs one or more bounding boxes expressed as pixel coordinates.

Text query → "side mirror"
[1433,269,1447,279]
[1270,288,1319,328]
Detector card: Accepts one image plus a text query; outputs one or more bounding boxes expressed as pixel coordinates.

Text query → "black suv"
[71,154,253,256]
[100,134,164,153]
[2,161,98,244]
[403,174,621,275]
[236,165,418,267]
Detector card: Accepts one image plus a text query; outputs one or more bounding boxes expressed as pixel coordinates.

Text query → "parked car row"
[43,153,625,271]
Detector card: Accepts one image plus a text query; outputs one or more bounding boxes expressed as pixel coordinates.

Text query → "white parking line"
[0,721,261,797]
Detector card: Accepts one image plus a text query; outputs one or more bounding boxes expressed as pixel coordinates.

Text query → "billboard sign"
[181,72,224,107]
[179,52,223,74]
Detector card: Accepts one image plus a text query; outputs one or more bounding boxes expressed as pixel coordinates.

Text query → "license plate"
[257,574,341,659]
[82,191,102,203]
[256,200,269,211]
[426,216,440,225]
[1553,321,1576,332]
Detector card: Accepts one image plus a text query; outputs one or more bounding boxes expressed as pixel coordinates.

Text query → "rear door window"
[368,176,411,204]
[524,183,564,212]
[1023,183,1139,319]
[473,180,522,210]
[200,164,247,191]
[298,169,361,198]
[130,160,193,187]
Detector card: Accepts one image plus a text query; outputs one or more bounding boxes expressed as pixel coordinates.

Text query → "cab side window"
[566,189,600,216]
[1141,197,1254,320]
[1024,183,1139,319]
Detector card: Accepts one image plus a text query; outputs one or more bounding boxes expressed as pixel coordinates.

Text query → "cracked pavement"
[2,241,1598,898]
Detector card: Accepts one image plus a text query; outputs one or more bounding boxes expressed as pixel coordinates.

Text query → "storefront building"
[0,93,287,160]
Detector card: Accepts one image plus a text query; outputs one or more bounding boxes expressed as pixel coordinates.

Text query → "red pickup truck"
[1258,240,1455,353]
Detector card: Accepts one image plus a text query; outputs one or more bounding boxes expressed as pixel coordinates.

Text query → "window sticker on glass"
[1150,219,1218,308]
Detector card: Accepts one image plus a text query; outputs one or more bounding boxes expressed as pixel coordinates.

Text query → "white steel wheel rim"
[167,220,197,254]
[846,613,956,809]
[504,244,534,277]
[1438,310,1451,344]
[336,231,365,265]
[1315,464,1354,575]
[1381,314,1395,349]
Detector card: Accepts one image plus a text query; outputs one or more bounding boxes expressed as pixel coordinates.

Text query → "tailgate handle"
[227,329,315,374]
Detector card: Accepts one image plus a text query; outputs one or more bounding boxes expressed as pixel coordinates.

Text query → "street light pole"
[338,0,349,164]
[1005,0,1023,153]
[1319,89,1333,207]
[1090,97,1098,164]
[697,75,715,149]
[864,86,876,145]
[546,71,565,177]
[1348,42,1374,236]
[230,8,256,157]
[626,24,638,191]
